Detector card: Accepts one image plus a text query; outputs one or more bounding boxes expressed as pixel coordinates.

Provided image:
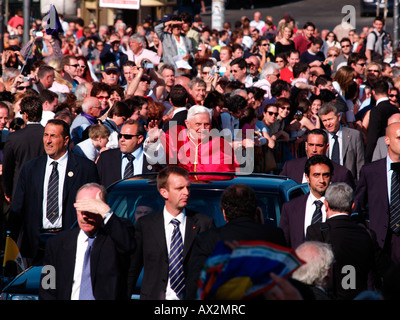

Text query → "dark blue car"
[1,172,307,300]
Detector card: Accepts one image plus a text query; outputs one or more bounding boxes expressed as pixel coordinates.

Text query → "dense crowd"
[2,7,400,301]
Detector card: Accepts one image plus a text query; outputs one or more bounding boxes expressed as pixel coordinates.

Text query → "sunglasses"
[78,65,86,68]
[17,85,32,90]
[327,54,338,58]
[276,59,284,63]
[118,133,141,140]
[267,111,278,116]
[357,63,366,67]
[69,64,79,68]
[341,45,351,48]
[97,96,109,100]
[389,94,398,98]
[368,69,380,73]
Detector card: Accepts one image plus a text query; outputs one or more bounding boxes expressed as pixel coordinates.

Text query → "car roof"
[107,172,301,194]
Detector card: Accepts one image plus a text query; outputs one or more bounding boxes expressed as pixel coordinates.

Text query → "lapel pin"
[68,171,74,177]
[147,165,152,170]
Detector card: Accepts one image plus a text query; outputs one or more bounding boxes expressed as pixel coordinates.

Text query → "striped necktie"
[46,161,59,224]
[169,218,185,297]
[123,154,135,179]
[390,168,400,234]
[312,200,323,224]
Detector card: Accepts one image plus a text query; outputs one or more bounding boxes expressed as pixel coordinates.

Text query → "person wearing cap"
[155,15,194,70]
[101,62,120,87]
[100,33,128,85]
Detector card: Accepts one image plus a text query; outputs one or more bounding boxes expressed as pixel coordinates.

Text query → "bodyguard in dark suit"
[3,96,45,201]
[280,155,333,249]
[280,129,355,189]
[8,119,99,264]
[162,84,189,132]
[39,183,135,300]
[354,122,400,264]
[129,166,215,300]
[306,182,377,300]
[185,183,287,299]
[96,120,160,188]
[365,79,400,163]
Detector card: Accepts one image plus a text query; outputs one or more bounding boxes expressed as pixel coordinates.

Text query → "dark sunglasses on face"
[267,111,278,116]
[118,133,141,140]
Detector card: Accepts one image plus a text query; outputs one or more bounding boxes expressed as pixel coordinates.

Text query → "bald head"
[385,122,400,161]
[388,113,400,126]
[82,96,101,118]
[175,76,191,92]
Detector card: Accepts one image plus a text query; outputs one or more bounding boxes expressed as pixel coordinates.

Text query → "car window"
[108,187,283,228]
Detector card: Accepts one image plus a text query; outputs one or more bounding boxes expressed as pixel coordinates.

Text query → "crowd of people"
[1,7,400,301]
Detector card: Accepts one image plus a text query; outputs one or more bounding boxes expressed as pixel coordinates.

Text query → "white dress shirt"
[71,212,113,300]
[304,192,327,236]
[42,151,68,229]
[120,146,145,178]
[163,207,186,300]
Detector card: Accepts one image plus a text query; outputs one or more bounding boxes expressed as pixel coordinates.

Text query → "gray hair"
[76,182,108,203]
[260,62,280,79]
[74,82,89,101]
[293,241,334,288]
[2,67,19,83]
[318,102,339,117]
[325,182,353,213]
[186,105,212,122]
[188,77,206,90]
[130,33,146,47]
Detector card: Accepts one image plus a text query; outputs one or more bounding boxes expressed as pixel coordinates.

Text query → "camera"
[23,76,31,82]
[33,31,43,37]
[141,60,153,69]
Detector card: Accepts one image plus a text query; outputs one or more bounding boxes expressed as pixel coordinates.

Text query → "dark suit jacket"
[8,152,100,262]
[185,216,287,299]
[306,215,375,300]
[365,100,400,163]
[39,214,136,300]
[279,193,309,249]
[163,109,188,132]
[129,209,215,300]
[353,158,390,249]
[280,156,356,189]
[96,147,160,188]
[3,123,45,199]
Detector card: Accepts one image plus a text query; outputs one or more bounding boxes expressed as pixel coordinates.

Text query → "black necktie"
[331,134,340,164]
[46,161,59,224]
[390,165,400,234]
[123,154,135,179]
[312,200,323,224]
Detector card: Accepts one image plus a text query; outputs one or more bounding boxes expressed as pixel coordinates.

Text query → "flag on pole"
[3,233,25,274]
[197,240,304,300]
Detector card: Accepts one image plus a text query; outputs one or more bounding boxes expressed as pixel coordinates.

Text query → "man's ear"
[159,187,168,200]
